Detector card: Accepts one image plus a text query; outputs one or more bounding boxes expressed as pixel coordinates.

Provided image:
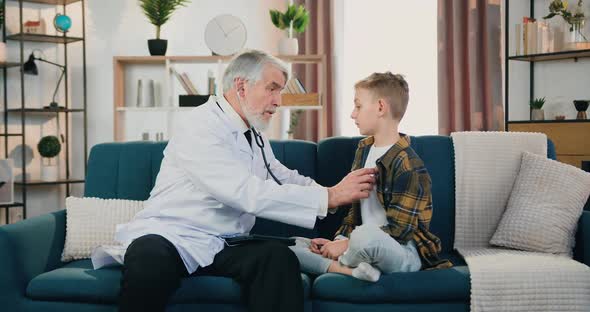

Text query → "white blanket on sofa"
[452,131,590,312]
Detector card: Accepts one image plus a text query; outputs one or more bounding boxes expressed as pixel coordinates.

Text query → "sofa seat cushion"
[26,260,312,304]
[311,252,470,303]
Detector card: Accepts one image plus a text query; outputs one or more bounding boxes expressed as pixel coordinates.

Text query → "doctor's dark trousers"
[119,234,304,312]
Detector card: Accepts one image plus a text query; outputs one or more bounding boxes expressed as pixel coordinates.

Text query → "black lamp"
[23,51,66,109]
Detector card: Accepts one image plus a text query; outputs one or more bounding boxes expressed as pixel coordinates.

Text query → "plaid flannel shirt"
[334,134,452,270]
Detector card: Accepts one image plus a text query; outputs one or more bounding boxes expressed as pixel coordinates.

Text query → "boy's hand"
[320,239,349,260]
[310,238,332,254]
[327,168,376,208]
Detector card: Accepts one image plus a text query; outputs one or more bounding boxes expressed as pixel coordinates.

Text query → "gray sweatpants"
[290,224,422,275]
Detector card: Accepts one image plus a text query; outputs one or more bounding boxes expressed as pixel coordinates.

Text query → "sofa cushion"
[85,142,166,201]
[314,136,365,239]
[491,152,590,255]
[410,136,456,253]
[26,260,312,304]
[250,140,319,239]
[62,197,144,261]
[311,252,469,303]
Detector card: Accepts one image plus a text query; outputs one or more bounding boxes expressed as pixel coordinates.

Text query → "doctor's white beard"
[239,96,271,131]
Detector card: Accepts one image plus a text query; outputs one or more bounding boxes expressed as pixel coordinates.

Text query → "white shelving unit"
[113,55,326,142]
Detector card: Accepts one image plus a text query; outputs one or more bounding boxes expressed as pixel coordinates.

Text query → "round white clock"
[204,14,247,56]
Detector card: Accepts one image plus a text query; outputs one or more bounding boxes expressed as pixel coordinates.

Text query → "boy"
[291,72,452,282]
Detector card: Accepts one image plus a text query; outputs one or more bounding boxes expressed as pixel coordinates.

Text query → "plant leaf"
[281,11,291,28]
[270,10,281,28]
[139,0,191,26]
[270,3,310,32]
[285,4,297,21]
[294,5,306,20]
[294,12,309,33]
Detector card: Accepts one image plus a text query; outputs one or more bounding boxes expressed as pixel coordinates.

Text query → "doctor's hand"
[327,167,377,208]
[320,239,349,260]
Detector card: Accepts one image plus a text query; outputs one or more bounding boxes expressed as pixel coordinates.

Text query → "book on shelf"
[286,78,297,94]
[516,17,558,56]
[293,78,306,93]
[170,66,194,95]
[283,77,306,94]
[514,24,523,55]
[181,73,199,95]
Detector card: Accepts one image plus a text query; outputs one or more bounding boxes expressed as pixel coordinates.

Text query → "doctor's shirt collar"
[218,95,249,134]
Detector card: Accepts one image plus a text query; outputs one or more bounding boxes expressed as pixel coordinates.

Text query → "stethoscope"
[216,101,282,185]
[250,127,282,185]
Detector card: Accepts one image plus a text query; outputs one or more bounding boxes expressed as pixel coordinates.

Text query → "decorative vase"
[565,18,590,50]
[0,42,6,63]
[40,164,58,181]
[278,37,299,55]
[574,100,589,120]
[531,109,545,121]
[148,39,167,56]
[137,79,155,107]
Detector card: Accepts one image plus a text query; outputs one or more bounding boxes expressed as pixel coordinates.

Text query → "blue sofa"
[1,136,589,312]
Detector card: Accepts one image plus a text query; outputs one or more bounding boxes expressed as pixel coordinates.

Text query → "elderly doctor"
[108,50,376,312]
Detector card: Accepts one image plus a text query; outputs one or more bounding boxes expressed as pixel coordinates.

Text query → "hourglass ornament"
[574,100,589,120]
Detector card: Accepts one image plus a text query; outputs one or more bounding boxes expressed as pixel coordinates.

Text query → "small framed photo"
[0,159,14,204]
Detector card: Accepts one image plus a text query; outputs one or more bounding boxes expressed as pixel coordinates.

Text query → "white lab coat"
[110,95,328,274]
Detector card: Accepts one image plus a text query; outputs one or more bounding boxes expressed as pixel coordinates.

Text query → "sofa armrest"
[574,211,590,266]
[0,210,66,307]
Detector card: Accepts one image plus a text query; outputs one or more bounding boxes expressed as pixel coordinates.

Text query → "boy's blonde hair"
[354,72,409,121]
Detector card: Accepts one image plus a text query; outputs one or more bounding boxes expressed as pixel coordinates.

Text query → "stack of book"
[281,76,320,107]
[283,77,306,94]
[515,17,561,56]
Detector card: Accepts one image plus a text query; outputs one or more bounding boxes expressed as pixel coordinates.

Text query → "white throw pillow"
[62,197,144,261]
[490,152,590,256]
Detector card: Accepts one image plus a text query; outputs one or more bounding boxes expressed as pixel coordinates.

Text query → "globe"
[53,14,72,33]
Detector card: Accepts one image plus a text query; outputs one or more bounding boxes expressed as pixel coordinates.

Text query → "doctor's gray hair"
[222,50,289,93]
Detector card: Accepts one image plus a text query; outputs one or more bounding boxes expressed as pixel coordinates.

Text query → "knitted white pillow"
[490,152,590,256]
[61,197,144,261]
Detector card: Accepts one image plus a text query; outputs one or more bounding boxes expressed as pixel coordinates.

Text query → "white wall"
[332,0,438,136]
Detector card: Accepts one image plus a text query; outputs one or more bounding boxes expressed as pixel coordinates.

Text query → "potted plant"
[139,0,190,56]
[530,97,546,121]
[287,109,304,139]
[37,135,61,181]
[270,4,310,55]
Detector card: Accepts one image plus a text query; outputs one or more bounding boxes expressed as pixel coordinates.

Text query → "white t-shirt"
[361,144,393,227]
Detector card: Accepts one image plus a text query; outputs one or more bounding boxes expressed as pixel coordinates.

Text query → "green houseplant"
[139,0,190,56]
[287,109,304,138]
[37,135,61,181]
[530,97,546,121]
[270,4,310,55]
